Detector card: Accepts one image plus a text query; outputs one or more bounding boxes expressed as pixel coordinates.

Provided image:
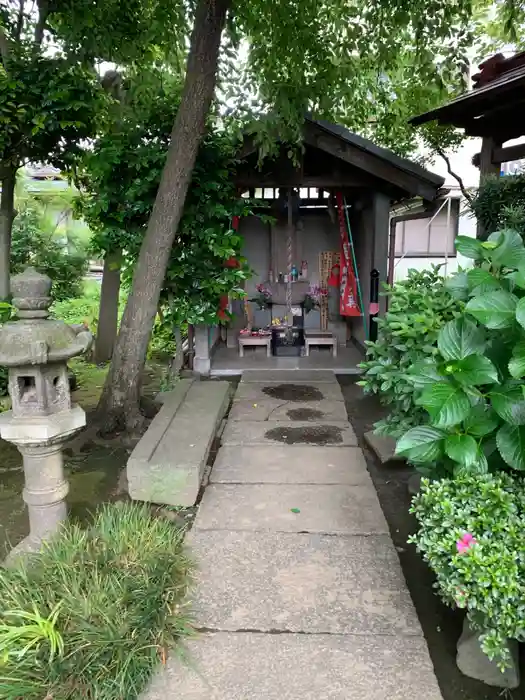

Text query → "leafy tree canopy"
[225,0,475,157]
[77,67,251,327]
[11,195,87,301]
[0,50,107,171]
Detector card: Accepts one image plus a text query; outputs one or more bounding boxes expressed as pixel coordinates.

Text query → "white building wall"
[392,193,476,282]
[391,130,482,284]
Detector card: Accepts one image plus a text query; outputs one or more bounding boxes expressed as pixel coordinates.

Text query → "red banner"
[335,192,361,317]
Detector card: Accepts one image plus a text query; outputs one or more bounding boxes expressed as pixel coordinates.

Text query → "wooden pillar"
[479,136,501,179]
[371,192,391,315]
[477,136,501,239]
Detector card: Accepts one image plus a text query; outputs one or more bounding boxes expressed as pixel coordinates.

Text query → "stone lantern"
[0,268,92,559]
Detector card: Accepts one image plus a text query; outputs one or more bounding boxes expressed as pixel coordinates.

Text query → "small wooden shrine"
[194,116,445,374]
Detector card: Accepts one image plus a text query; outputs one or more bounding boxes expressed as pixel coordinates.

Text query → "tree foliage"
[226,0,476,157]
[473,0,525,58]
[11,197,87,301]
[470,173,525,242]
[0,50,107,173]
[0,0,189,299]
[48,0,188,65]
[55,0,522,432]
[78,68,252,329]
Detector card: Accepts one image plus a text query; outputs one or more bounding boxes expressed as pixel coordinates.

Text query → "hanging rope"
[286,188,293,336]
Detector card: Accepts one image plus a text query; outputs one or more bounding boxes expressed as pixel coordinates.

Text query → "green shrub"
[11,202,88,302]
[410,472,525,669]
[51,282,176,359]
[396,230,525,477]
[0,502,193,699]
[51,281,101,334]
[148,315,177,359]
[470,173,525,240]
[358,266,462,437]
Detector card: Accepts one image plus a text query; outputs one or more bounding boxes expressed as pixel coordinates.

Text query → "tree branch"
[16,0,26,41]
[0,26,10,63]
[34,0,49,47]
[436,146,473,204]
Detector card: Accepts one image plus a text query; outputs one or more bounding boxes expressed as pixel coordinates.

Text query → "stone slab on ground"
[188,530,421,636]
[364,431,404,464]
[194,483,388,534]
[228,398,347,422]
[234,381,344,402]
[127,379,195,464]
[222,420,357,446]
[241,369,337,383]
[127,380,230,507]
[154,378,195,405]
[142,632,443,700]
[408,473,422,496]
[456,619,520,689]
[211,445,370,485]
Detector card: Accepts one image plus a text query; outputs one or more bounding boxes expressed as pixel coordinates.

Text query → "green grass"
[68,357,109,411]
[51,281,102,334]
[0,503,193,699]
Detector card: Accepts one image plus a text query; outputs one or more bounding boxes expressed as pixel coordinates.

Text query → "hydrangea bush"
[396,229,525,477]
[358,266,462,437]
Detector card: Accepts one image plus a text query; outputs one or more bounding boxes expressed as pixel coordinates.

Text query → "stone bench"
[239,335,271,357]
[127,379,230,507]
[304,331,337,357]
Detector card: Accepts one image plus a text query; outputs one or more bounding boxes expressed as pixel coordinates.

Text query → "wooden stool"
[239,336,272,357]
[304,331,337,357]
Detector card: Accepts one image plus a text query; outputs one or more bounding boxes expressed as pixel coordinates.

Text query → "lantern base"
[0,404,86,445]
[4,534,44,567]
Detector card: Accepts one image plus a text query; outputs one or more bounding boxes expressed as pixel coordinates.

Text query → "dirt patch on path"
[262,384,324,402]
[286,408,325,421]
[265,425,343,445]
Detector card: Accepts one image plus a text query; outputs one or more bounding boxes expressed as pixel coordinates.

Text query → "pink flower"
[454,588,468,608]
[456,532,477,555]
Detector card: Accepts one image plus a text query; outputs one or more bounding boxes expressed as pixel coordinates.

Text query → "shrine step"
[127,379,231,507]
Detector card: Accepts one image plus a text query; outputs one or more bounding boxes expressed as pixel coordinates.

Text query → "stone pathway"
[144,371,443,700]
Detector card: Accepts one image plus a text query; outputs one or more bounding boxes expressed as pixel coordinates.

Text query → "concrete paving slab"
[143,632,443,700]
[222,420,357,446]
[188,530,421,635]
[364,431,404,464]
[228,398,347,422]
[241,369,337,383]
[211,445,370,485]
[194,484,388,534]
[234,381,344,402]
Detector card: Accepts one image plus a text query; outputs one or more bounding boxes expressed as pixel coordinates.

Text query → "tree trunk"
[94,249,122,364]
[169,325,184,380]
[0,167,16,301]
[97,0,231,434]
[188,324,194,370]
